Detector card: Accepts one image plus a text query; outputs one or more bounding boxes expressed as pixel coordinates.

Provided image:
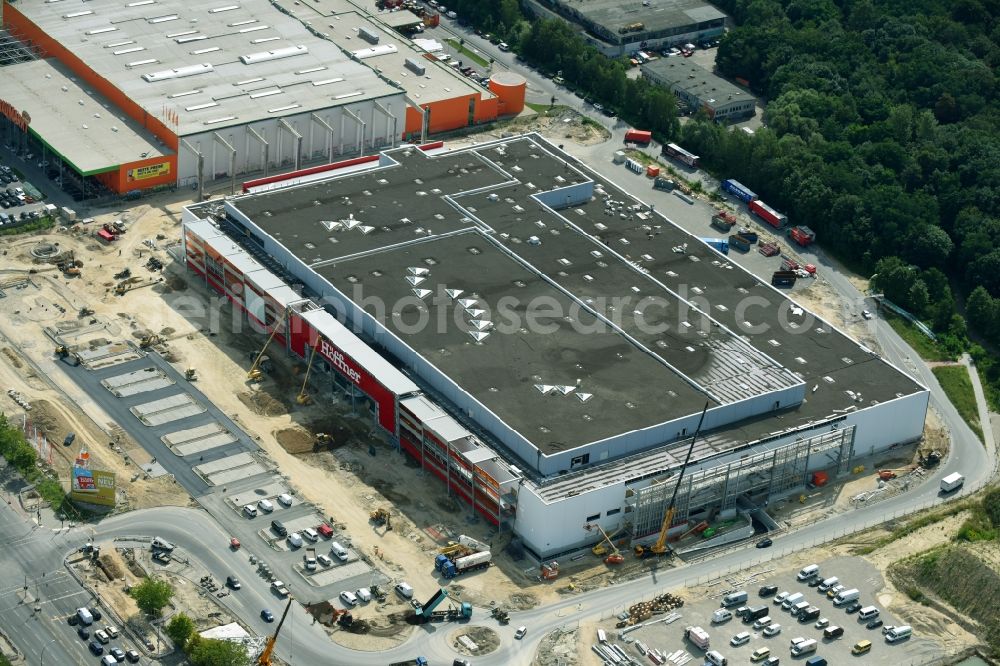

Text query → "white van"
[331,541,349,562]
[782,592,804,609]
[818,576,839,592]
[773,591,790,605]
[287,532,304,548]
[833,588,860,606]
[730,631,751,647]
[885,625,912,643]
[243,504,258,518]
[302,527,319,542]
[712,609,733,624]
[705,650,728,666]
[76,607,94,626]
[858,606,880,621]
[356,587,372,602]
[791,601,810,616]
[339,590,359,606]
[722,590,748,607]
[791,638,818,655]
[395,581,414,599]
[257,498,274,513]
[797,564,820,581]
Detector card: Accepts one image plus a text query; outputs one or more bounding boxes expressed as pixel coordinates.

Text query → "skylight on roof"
[209,4,240,12]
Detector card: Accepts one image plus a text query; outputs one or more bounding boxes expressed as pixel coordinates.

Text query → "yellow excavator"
[295,345,318,405]
[258,596,293,666]
[634,403,708,558]
[139,334,162,349]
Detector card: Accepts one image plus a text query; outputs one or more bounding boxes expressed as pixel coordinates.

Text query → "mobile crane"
[634,403,708,558]
[296,345,318,405]
[248,316,284,382]
[258,596,293,666]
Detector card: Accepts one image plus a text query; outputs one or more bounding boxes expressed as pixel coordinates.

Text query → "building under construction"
[181,134,928,560]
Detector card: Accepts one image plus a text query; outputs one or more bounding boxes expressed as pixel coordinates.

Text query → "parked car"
[759,585,778,598]
[77,626,91,640]
[88,641,103,656]
[815,618,829,629]
[125,649,141,663]
[845,601,862,614]
[756,537,773,548]
[277,493,293,506]
[109,647,126,661]
[763,623,782,637]
[94,629,110,644]
[104,626,118,639]
[867,619,884,630]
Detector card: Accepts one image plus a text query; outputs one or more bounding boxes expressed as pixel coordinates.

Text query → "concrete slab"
[174,433,238,457]
[281,514,325,532]
[207,463,268,486]
[102,367,168,389]
[305,561,370,587]
[195,452,256,476]
[131,393,207,426]
[163,423,229,446]
[77,342,140,369]
[109,376,174,397]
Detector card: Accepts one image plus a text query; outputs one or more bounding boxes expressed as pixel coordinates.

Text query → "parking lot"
[0,161,49,228]
[600,556,945,665]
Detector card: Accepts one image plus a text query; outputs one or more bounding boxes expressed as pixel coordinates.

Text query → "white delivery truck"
[940,473,964,493]
[833,588,860,606]
[684,625,711,650]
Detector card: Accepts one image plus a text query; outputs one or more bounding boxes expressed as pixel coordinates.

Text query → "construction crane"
[258,596,293,666]
[591,525,626,556]
[634,403,708,558]
[248,316,284,382]
[296,345,318,405]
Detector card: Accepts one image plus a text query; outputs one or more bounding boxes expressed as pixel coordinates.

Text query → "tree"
[186,636,251,666]
[166,613,195,651]
[904,225,954,268]
[130,577,174,617]
[966,286,998,338]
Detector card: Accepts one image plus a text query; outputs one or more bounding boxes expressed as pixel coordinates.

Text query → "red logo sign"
[317,337,362,384]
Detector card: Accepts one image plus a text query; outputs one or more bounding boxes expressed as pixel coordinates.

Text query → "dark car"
[125,649,141,663]
[845,601,862,614]
[110,647,126,661]
[77,626,91,640]
[67,614,79,626]
[756,537,773,548]
[758,585,779,598]
[271,520,287,537]
[867,619,884,630]
[261,608,274,622]
[91,607,103,621]
[808,578,823,587]
[88,640,103,656]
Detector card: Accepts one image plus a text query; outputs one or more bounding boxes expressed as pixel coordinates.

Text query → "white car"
[753,616,772,630]
[317,553,333,567]
[258,498,274,513]
[277,493,293,507]
[243,504,257,518]
[94,629,110,644]
[287,532,303,548]
[515,626,527,639]
[815,617,829,629]
[104,626,118,639]
[861,310,873,320]
[340,590,359,606]
[773,591,789,605]
[763,623,782,637]
[730,631,751,646]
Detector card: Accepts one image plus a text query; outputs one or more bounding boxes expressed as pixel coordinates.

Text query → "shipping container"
[749,199,788,228]
[711,215,735,233]
[789,225,816,246]
[721,179,757,203]
[663,143,699,168]
[758,242,780,257]
[771,270,797,287]
[646,165,660,178]
[729,234,752,252]
[624,129,652,145]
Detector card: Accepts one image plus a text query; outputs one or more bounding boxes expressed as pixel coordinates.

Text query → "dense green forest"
[441,0,1000,405]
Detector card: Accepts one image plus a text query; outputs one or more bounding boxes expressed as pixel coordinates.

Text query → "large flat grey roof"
[16,0,402,136]
[554,0,726,37]
[1,59,167,174]
[642,58,755,109]
[227,135,922,456]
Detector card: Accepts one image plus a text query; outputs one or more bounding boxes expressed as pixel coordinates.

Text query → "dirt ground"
[478,106,610,146]
[450,625,500,657]
[73,541,234,653]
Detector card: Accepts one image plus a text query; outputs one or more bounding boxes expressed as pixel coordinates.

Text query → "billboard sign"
[127,162,170,182]
[69,466,116,507]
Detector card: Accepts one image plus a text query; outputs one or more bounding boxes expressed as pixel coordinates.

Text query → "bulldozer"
[55,345,69,358]
[184,368,198,381]
[490,607,510,625]
[370,508,392,530]
[139,334,162,349]
[78,307,95,318]
[920,449,942,468]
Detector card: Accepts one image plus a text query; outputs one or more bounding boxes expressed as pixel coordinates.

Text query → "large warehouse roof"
[13,0,402,136]
[642,58,755,110]
[1,59,167,175]
[227,135,923,456]
[555,0,725,39]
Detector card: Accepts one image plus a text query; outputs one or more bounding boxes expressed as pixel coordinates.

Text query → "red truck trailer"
[624,129,652,145]
[749,199,788,228]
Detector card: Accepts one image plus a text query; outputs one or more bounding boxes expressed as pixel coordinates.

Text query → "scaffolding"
[627,425,856,539]
[0,29,39,67]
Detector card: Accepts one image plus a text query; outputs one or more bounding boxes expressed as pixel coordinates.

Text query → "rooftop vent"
[143,63,214,82]
[240,45,308,65]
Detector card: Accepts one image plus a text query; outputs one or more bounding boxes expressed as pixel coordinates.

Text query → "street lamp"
[40,638,56,666]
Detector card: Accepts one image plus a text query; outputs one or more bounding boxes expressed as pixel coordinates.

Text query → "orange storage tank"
[488,71,526,116]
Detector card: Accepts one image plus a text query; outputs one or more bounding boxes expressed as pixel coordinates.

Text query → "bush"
[166,613,195,650]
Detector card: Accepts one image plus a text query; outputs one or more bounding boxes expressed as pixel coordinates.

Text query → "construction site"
[0,112,979,666]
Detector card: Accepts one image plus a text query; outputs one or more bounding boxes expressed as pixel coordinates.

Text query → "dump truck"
[388,659,428,666]
[435,550,492,578]
[699,237,729,255]
[711,214,735,233]
[624,129,652,145]
[304,548,317,571]
[758,241,780,257]
[788,225,815,246]
[271,580,290,597]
